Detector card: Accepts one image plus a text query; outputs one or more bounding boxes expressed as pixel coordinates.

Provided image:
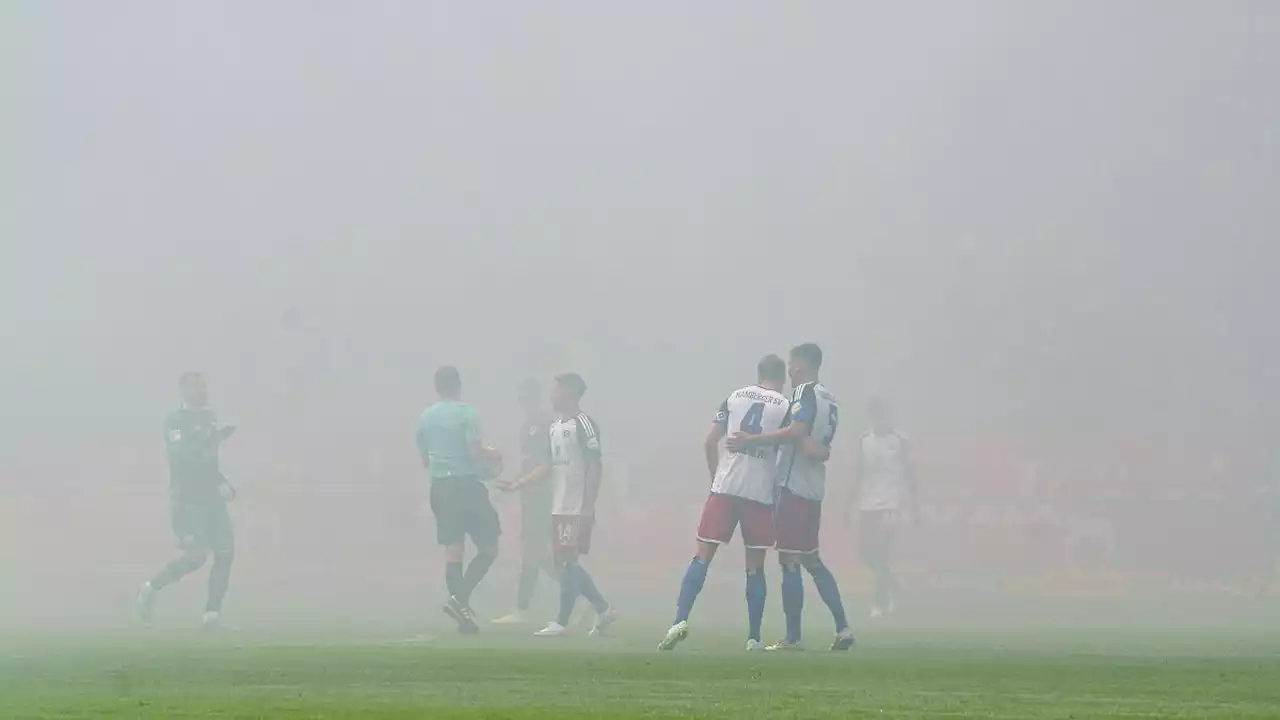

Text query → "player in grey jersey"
[727,343,855,651]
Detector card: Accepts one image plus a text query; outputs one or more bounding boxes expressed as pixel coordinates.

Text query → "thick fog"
[3,2,1278,630]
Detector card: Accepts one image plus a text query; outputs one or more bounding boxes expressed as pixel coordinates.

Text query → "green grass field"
[4,621,1280,719]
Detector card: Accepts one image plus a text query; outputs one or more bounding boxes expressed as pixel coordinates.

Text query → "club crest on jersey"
[563,429,572,438]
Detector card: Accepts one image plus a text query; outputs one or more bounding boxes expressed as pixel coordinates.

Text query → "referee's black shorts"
[429,476,501,547]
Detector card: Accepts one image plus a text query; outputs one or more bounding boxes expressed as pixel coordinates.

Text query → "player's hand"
[725,432,752,452]
[218,483,237,502]
[217,424,237,441]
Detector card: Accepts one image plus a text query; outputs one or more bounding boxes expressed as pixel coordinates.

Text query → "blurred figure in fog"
[136,372,238,630]
[855,396,918,619]
[492,379,557,624]
[416,365,504,634]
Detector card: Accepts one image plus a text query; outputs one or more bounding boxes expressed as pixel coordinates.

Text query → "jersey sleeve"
[576,413,601,457]
[712,398,730,428]
[789,383,818,426]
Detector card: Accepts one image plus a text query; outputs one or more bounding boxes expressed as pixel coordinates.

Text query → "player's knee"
[777,552,802,569]
[182,549,210,567]
[695,541,718,562]
[444,544,466,563]
[801,554,827,573]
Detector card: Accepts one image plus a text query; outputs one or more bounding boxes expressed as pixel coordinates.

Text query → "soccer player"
[416,365,504,635]
[855,396,918,619]
[727,343,855,651]
[658,354,791,652]
[509,373,617,637]
[135,372,238,630]
[492,379,557,624]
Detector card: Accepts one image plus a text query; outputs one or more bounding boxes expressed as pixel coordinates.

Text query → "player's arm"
[505,430,552,492]
[578,415,603,515]
[727,384,816,450]
[704,400,730,479]
[800,434,831,461]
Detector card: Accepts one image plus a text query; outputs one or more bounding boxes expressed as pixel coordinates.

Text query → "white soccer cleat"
[201,611,229,632]
[135,581,156,624]
[765,639,804,652]
[491,611,528,625]
[534,621,567,637]
[657,620,689,651]
[589,607,619,638]
[745,638,765,651]
[870,606,885,620]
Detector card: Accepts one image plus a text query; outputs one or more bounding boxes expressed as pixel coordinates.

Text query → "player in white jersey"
[658,355,790,652]
[856,397,918,618]
[505,373,618,638]
[727,343,855,651]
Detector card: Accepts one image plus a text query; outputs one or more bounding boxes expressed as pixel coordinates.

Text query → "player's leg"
[431,479,479,634]
[769,491,807,650]
[659,494,731,650]
[458,480,501,606]
[496,510,548,624]
[860,511,895,617]
[137,501,210,622]
[537,517,580,636]
[741,499,774,650]
[573,522,617,637]
[201,501,235,630]
[798,501,853,649]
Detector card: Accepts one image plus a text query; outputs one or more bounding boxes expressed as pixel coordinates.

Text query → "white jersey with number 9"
[710,385,791,505]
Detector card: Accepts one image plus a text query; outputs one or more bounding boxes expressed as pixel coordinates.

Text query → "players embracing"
[660,343,854,652]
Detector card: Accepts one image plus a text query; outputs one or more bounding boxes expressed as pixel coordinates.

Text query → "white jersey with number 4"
[710,385,791,505]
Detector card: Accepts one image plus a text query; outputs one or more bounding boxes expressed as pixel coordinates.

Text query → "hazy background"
[3,1,1278,631]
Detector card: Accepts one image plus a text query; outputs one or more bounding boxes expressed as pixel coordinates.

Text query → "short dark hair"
[757,354,786,384]
[790,342,823,370]
[435,365,462,395]
[555,372,587,399]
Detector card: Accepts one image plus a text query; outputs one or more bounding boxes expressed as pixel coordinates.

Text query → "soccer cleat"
[491,611,528,625]
[589,607,619,638]
[869,606,885,620]
[201,611,231,632]
[745,639,765,651]
[534,621,567,637]
[135,582,156,624]
[830,628,856,651]
[657,621,689,651]
[443,596,480,635]
[765,640,804,652]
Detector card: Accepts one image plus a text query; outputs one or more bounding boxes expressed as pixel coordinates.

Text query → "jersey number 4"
[739,402,766,435]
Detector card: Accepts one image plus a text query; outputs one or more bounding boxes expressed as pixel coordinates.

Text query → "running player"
[658,354,790,652]
[416,365,504,635]
[727,343,855,651]
[509,373,618,637]
[135,372,238,630]
[856,396,918,619]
